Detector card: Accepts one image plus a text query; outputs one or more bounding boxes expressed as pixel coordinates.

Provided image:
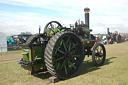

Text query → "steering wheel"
[44,21,62,32]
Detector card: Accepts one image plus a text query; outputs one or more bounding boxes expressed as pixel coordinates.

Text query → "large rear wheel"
[44,31,84,79]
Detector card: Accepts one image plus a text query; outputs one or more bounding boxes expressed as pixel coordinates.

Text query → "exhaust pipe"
[107,28,110,35]
[84,7,90,29]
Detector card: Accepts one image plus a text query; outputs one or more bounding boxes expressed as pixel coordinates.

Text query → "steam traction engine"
[19,8,106,79]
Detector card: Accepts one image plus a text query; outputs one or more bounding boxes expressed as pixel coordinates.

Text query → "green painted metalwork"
[60,29,65,32]
[45,27,61,36]
[83,27,90,36]
[20,46,45,71]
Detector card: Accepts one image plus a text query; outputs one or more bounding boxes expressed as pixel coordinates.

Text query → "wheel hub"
[95,52,103,57]
[64,51,72,60]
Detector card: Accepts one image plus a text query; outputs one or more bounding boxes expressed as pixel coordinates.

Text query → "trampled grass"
[0,42,128,85]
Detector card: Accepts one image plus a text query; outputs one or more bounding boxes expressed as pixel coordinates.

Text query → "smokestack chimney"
[84,7,90,29]
[107,28,110,35]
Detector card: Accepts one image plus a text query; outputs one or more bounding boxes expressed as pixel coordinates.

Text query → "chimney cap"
[84,7,90,13]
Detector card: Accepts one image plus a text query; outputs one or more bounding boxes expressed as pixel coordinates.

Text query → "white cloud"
[0,11,75,34]
[0,0,128,34]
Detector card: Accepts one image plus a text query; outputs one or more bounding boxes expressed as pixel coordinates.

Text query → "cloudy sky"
[0,0,128,35]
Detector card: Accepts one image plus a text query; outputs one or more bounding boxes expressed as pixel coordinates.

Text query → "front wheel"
[92,43,106,67]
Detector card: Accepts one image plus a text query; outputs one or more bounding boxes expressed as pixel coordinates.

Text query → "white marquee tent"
[0,32,7,52]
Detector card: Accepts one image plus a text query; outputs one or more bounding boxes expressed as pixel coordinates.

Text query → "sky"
[0,0,128,35]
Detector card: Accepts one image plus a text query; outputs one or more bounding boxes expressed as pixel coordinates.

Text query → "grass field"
[0,50,22,61]
[0,42,128,85]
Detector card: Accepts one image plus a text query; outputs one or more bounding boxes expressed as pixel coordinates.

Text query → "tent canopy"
[0,32,7,52]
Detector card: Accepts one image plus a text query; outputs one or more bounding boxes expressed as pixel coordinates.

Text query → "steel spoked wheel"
[44,31,84,79]
[92,43,106,67]
[44,21,62,32]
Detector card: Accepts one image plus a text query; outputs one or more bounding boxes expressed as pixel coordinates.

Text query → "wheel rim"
[53,35,82,77]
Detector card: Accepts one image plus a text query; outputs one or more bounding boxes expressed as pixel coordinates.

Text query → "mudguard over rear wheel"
[44,31,84,79]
